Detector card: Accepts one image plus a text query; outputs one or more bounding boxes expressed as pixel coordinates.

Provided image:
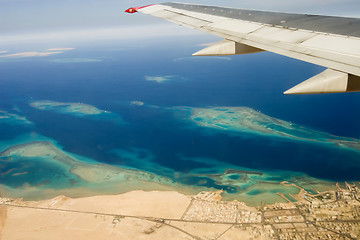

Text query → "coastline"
[0,140,339,206]
[1,182,360,240]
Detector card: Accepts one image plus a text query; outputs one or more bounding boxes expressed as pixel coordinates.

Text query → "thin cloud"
[0,24,201,45]
[144,75,187,83]
[173,56,232,62]
[47,48,75,51]
[0,51,62,58]
[0,47,74,59]
[145,75,175,83]
[50,58,102,63]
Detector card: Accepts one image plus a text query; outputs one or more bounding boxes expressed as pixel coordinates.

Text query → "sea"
[0,34,360,205]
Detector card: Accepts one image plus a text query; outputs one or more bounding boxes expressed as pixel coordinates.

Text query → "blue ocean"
[1,35,360,205]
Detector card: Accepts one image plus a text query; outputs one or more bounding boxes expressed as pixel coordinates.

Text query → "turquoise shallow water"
[0,116,337,205]
[0,42,359,205]
[0,95,358,205]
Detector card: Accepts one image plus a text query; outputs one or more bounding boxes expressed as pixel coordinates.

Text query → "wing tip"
[125,4,155,13]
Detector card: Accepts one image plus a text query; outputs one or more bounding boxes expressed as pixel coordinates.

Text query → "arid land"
[1,182,360,240]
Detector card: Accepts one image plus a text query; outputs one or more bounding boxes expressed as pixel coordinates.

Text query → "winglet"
[125,5,155,13]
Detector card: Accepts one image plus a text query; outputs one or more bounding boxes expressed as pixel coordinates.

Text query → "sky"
[1,0,360,46]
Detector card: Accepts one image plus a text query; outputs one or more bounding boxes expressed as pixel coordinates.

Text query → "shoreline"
[0,140,340,206]
[1,182,359,239]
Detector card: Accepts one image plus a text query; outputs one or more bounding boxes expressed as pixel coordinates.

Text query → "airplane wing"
[125,3,360,94]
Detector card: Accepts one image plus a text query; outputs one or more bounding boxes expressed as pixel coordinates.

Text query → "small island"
[30,100,108,116]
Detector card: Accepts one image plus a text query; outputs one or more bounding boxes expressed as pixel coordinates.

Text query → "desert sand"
[0,191,197,240]
[0,190,260,240]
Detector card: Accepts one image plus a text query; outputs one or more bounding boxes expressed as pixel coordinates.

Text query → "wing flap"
[300,35,360,57]
[248,27,315,44]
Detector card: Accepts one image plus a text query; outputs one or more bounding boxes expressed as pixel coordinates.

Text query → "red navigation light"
[125,8,137,13]
[125,5,154,14]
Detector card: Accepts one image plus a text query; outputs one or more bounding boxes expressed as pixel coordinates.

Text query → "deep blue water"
[1,36,360,191]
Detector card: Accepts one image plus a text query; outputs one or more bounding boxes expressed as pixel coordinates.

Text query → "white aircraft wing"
[125,3,360,94]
